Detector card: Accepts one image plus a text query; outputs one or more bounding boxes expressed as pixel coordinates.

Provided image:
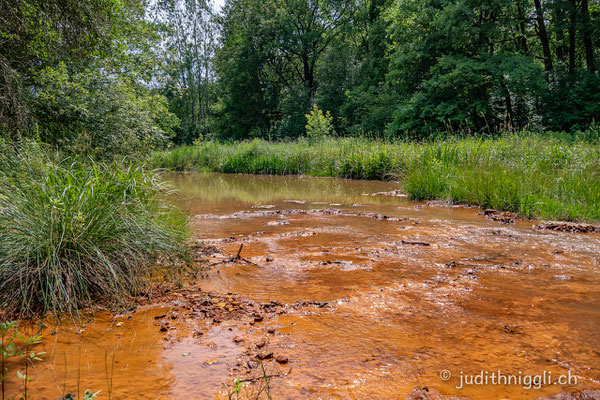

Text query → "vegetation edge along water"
[0,142,190,319]
[151,133,600,223]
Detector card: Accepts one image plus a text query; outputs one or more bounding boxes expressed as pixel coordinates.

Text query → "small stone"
[275,355,288,364]
[257,352,273,360]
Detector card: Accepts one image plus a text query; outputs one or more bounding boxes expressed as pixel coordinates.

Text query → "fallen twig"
[205,243,261,267]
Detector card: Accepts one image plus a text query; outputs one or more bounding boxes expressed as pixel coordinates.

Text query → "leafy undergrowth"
[0,142,189,318]
[151,133,600,222]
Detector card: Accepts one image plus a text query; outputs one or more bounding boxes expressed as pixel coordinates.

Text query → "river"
[6,172,600,399]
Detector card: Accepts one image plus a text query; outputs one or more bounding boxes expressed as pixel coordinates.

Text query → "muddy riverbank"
[5,172,600,399]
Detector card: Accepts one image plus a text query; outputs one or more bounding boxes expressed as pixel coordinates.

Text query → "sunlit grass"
[151,133,600,222]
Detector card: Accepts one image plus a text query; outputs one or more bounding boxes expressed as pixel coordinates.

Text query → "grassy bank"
[0,142,189,318]
[151,134,600,222]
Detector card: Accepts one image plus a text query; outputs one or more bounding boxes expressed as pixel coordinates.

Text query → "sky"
[213,0,225,11]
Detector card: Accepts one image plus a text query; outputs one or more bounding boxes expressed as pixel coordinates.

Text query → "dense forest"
[214,0,600,140]
[1,0,599,152]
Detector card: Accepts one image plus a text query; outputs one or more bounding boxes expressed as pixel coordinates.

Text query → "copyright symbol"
[440,369,452,381]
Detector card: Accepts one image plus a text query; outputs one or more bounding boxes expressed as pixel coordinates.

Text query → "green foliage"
[208,0,599,140]
[223,360,273,400]
[543,71,600,131]
[305,104,334,141]
[4,0,600,144]
[30,63,178,159]
[0,0,177,158]
[1,321,45,400]
[156,0,218,145]
[213,0,356,139]
[84,391,101,400]
[152,132,600,221]
[383,0,599,135]
[277,85,312,139]
[59,390,101,400]
[0,143,189,317]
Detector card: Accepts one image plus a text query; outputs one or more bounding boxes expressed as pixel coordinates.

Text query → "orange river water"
[4,172,600,400]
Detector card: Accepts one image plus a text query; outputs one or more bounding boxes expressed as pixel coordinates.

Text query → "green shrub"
[0,144,189,317]
[305,104,333,142]
[29,63,179,160]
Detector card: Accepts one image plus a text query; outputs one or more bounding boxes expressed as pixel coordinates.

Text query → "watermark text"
[439,369,578,390]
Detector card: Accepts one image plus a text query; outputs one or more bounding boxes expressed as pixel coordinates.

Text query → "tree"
[213,0,358,138]
[0,0,178,157]
[0,0,129,136]
[155,0,218,144]
[383,0,597,135]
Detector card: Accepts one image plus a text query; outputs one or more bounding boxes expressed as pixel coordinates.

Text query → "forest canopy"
[213,0,600,140]
[1,0,599,151]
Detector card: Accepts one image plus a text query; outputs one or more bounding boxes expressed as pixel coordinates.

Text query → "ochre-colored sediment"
[5,173,600,400]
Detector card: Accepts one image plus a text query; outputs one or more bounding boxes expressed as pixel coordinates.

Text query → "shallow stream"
[6,172,600,399]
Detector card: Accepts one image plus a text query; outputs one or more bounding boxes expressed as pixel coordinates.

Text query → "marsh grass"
[151,133,600,221]
[0,143,189,318]
[223,360,274,400]
[0,321,45,400]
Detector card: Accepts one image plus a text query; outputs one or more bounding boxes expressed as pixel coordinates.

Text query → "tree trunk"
[555,6,567,62]
[581,0,595,72]
[533,0,553,72]
[302,54,315,96]
[517,2,529,54]
[569,0,577,75]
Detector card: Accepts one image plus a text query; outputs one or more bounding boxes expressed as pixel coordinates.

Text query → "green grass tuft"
[0,143,189,318]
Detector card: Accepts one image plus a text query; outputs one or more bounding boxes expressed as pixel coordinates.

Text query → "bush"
[29,63,179,160]
[0,143,189,317]
[305,104,333,142]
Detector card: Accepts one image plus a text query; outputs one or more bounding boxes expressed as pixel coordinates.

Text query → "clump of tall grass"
[151,132,600,222]
[402,135,600,221]
[0,143,189,318]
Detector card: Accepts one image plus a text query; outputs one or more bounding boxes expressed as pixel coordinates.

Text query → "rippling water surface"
[7,172,600,399]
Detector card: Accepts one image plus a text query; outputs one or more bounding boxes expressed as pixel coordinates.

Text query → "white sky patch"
[212,0,225,11]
